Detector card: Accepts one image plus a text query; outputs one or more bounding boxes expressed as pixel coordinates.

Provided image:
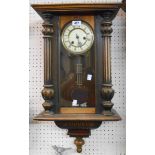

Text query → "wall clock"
[31,3,123,153]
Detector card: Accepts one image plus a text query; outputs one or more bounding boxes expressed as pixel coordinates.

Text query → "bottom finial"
[74,137,85,153]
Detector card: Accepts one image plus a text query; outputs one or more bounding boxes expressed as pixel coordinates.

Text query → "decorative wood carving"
[100,11,118,116]
[55,121,102,129]
[41,13,55,113]
[74,137,85,153]
[31,3,122,153]
[68,129,90,153]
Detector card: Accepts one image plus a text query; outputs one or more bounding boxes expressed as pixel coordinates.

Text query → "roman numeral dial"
[61,21,94,55]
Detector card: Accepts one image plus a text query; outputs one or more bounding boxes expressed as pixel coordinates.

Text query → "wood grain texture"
[55,121,101,129]
[31,3,122,153]
[31,3,122,11]
[31,3,122,19]
[60,15,94,29]
[60,107,96,114]
[33,109,121,121]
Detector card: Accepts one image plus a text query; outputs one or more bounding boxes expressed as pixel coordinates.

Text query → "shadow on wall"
[52,145,84,155]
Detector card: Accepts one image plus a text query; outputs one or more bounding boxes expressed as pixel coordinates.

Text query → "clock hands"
[76,34,79,38]
[69,41,74,48]
[68,33,91,49]
[76,34,82,47]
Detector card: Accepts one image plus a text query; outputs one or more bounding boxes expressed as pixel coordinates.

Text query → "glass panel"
[60,20,96,108]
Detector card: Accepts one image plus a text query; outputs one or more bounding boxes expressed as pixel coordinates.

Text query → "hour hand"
[76,34,82,47]
[76,34,79,39]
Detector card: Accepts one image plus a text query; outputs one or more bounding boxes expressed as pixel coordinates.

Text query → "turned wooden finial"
[74,137,85,153]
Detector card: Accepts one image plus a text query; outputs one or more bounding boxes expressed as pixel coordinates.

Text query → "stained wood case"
[31,3,122,121]
[31,3,122,153]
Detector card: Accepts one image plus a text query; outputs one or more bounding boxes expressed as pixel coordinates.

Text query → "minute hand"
[76,34,82,47]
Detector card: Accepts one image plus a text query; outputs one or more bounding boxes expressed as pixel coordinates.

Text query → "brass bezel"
[61,20,94,55]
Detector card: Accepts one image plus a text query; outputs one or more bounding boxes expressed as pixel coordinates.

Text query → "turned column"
[41,13,55,114]
[101,11,116,116]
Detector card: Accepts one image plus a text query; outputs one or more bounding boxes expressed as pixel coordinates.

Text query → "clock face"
[61,21,94,55]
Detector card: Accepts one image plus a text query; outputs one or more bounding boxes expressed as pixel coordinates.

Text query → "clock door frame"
[59,15,96,114]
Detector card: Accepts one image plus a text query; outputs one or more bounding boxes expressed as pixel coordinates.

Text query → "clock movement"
[31,3,122,153]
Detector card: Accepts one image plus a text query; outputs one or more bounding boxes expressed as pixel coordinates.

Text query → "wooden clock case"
[31,3,122,153]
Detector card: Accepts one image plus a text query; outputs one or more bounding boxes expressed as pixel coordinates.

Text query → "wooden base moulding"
[33,110,121,153]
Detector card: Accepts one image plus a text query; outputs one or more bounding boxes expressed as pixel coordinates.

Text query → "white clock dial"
[61,21,94,54]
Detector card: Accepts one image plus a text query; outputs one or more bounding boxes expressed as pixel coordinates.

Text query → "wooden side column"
[100,11,116,116]
[41,13,55,114]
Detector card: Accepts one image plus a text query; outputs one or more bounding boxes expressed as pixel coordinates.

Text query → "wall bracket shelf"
[34,109,121,121]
